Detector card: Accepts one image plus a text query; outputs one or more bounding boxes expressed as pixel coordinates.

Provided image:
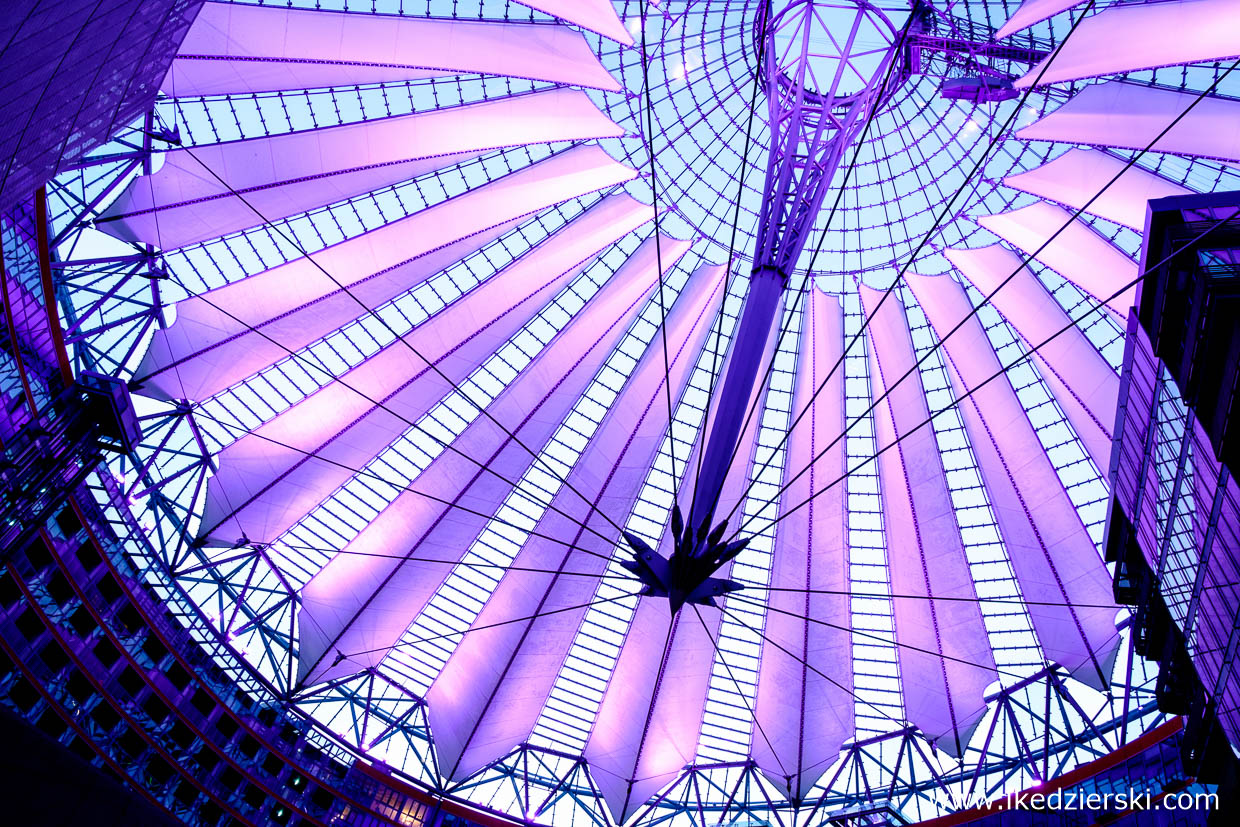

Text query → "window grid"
[529,272,749,755]
[842,290,904,737]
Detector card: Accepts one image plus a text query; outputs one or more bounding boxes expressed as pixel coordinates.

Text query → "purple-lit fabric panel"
[1017,81,1240,166]
[102,150,476,251]
[1003,149,1189,232]
[586,309,783,823]
[753,287,851,799]
[946,245,1117,474]
[859,285,994,753]
[134,145,638,401]
[906,273,1118,685]
[587,611,719,822]
[978,202,1138,316]
[513,0,634,45]
[426,264,727,782]
[165,2,622,96]
[996,0,1080,39]
[101,90,625,250]
[1016,0,1240,88]
[199,195,652,546]
[296,236,681,686]
[136,222,518,401]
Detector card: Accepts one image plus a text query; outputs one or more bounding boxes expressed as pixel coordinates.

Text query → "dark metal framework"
[1104,193,1240,803]
[18,0,1240,824]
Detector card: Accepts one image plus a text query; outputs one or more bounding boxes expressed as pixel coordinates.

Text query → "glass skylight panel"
[48,0,1240,821]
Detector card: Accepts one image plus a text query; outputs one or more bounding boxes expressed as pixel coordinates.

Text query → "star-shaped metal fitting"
[621,504,749,615]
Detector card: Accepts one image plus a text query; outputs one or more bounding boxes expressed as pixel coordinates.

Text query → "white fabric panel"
[101,89,625,249]
[906,273,1119,685]
[586,315,783,823]
[103,151,478,251]
[1003,149,1190,231]
[588,610,720,822]
[753,287,851,799]
[945,244,1117,474]
[134,145,638,401]
[426,264,728,783]
[859,285,995,753]
[996,0,1082,40]
[199,195,652,546]
[165,2,622,96]
[978,201,1138,316]
[1016,0,1240,88]
[514,0,634,45]
[296,236,687,686]
[1017,81,1240,166]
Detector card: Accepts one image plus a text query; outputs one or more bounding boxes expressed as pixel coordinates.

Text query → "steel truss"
[43,123,1165,826]
[687,1,905,533]
[36,0,1232,822]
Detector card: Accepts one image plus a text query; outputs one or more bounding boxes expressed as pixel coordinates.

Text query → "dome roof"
[52,0,1240,822]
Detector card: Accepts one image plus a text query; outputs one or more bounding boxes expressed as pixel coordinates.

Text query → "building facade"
[1105,191,1240,813]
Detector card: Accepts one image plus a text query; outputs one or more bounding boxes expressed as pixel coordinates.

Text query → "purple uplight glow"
[43,0,1240,823]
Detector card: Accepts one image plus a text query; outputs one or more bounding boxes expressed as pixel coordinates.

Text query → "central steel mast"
[626,1,908,611]
[689,0,904,532]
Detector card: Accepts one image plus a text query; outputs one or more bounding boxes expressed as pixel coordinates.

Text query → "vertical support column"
[688,265,785,531]
[683,1,902,538]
